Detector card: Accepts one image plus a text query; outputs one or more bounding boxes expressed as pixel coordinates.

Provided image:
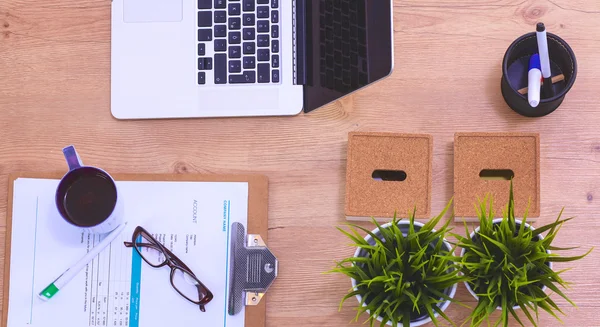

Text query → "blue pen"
[528,54,542,108]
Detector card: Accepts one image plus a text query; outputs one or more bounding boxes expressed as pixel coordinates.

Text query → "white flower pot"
[460,218,551,311]
[351,221,458,327]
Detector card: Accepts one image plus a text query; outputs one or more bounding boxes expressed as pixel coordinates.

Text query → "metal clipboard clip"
[227,222,278,316]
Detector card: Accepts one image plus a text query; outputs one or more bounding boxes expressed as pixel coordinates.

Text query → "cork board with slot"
[454,133,540,222]
[345,132,433,221]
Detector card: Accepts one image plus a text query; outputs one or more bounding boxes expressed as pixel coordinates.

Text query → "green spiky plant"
[330,201,468,327]
[453,182,593,327]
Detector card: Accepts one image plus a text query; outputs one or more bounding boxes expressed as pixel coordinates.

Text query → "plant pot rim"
[351,220,458,327]
[460,218,552,311]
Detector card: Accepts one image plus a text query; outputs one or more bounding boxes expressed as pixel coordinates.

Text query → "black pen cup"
[501,32,577,117]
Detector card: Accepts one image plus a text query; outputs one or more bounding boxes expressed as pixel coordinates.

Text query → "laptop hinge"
[293,0,307,85]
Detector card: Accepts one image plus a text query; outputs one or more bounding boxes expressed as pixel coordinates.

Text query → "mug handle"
[63,145,83,171]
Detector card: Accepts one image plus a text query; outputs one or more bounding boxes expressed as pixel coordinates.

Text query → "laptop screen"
[301,0,393,113]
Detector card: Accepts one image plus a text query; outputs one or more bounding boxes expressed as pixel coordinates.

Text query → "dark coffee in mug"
[56,167,118,227]
[56,146,123,234]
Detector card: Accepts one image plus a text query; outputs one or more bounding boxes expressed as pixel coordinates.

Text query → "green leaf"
[478,233,514,261]
[336,226,367,246]
[547,245,580,251]
[339,289,362,311]
[546,247,593,262]
[508,306,524,327]
[520,304,538,327]
[539,279,576,307]
[530,213,571,238]
[433,303,456,327]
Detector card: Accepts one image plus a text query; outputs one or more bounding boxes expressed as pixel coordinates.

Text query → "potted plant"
[330,201,467,327]
[454,183,593,327]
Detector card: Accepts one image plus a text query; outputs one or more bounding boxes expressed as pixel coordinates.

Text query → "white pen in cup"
[536,23,555,98]
[528,54,542,108]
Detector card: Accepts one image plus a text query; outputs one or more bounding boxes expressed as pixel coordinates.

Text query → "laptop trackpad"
[124,0,183,23]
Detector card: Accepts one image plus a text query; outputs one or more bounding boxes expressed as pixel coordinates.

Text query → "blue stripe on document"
[130,235,142,327]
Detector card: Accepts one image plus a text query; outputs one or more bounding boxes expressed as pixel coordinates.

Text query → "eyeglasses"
[124,226,214,312]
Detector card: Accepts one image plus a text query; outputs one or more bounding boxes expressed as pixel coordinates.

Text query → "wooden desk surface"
[1,1,599,326]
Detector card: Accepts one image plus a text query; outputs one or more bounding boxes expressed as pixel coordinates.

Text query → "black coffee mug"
[55,146,123,234]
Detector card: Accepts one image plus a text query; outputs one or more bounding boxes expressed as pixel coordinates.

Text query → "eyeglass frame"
[124,226,214,312]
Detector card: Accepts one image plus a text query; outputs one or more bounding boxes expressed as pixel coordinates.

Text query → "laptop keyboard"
[197,0,281,85]
[319,0,368,93]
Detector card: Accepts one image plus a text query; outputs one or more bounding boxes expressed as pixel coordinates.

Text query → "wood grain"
[1,0,600,326]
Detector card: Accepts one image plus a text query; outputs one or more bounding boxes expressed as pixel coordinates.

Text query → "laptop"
[111,0,394,119]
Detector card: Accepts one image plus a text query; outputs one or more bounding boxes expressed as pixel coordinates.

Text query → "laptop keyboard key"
[272,55,279,68]
[198,29,212,41]
[198,11,212,27]
[229,71,256,84]
[271,0,278,8]
[257,6,269,18]
[228,3,241,15]
[271,10,278,23]
[272,70,279,83]
[257,49,270,61]
[198,0,212,9]
[215,25,227,37]
[229,17,241,30]
[229,31,241,44]
[198,57,213,70]
[198,43,206,56]
[198,72,206,84]
[229,60,242,73]
[215,54,227,84]
[257,20,269,33]
[215,0,226,8]
[243,56,256,69]
[243,28,255,40]
[258,63,270,83]
[243,0,255,12]
[257,34,269,47]
[214,11,226,23]
[271,40,279,53]
[271,25,279,38]
[257,0,268,3]
[243,13,255,26]
[214,39,227,52]
[243,42,255,54]
[229,46,241,58]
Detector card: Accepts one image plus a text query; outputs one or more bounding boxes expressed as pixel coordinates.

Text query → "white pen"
[536,23,555,97]
[38,222,128,301]
[528,54,542,107]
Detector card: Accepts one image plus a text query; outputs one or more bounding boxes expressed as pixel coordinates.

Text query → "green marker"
[38,222,127,301]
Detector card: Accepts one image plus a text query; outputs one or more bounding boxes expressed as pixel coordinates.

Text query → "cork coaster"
[454,132,540,221]
[345,132,433,221]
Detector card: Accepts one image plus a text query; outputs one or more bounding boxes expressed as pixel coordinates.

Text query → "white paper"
[7,178,248,327]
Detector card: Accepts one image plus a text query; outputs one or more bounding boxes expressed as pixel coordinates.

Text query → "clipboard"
[3,172,273,327]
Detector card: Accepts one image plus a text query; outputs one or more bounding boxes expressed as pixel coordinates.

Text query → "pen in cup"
[528,54,542,108]
[536,23,555,98]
